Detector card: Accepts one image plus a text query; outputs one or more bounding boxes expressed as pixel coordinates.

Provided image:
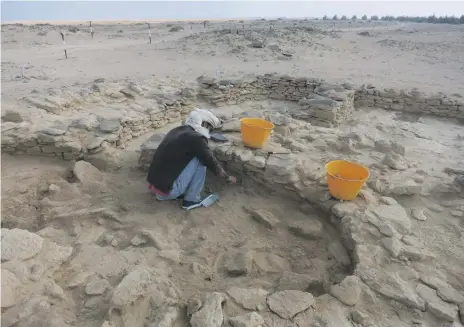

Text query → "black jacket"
[147,125,225,193]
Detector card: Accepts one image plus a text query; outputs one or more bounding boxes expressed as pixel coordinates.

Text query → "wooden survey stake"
[60,31,67,59]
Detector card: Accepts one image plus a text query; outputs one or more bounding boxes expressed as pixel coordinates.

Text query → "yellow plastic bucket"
[325,160,370,201]
[240,118,275,149]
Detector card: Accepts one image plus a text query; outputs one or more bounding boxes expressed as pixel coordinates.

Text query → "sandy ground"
[2,18,464,327]
[2,19,464,101]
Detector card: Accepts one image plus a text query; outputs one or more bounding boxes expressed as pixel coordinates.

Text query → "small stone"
[249,209,280,229]
[1,228,44,261]
[221,119,241,132]
[427,204,444,213]
[73,161,101,186]
[351,310,370,325]
[381,236,402,258]
[187,299,202,316]
[190,292,226,327]
[382,153,408,170]
[85,276,110,295]
[149,306,180,327]
[224,250,253,277]
[2,110,23,123]
[48,184,60,193]
[332,202,359,218]
[229,312,264,327]
[87,137,105,150]
[367,204,411,235]
[437,284,464,305]
[416,284,458,322]
[247,156,266,169]
[191,262,212,280]
[39,127,67,136]
[67,271,95,288]
[227,287,268,311]
[389,180,422,196]
[288,219,323,240]
[1,269,20,308]
[99,118,120,133]
[411,209,427,221]
[329,276,361,306]
[130,235,147,246]
[450,210,463,217]
[267,290,314,319]
[380,197,398,205]
[277,271,322,292]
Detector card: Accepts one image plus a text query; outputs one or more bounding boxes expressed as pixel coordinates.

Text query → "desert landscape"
[1,17,464,327]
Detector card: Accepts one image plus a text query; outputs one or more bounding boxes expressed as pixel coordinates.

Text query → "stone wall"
[355,86,464,119]
[197,74,356,127]
[197,73,464,121]
[1,79,197,159]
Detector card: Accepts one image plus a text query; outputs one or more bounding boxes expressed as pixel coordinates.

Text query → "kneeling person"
[147,109,236,210]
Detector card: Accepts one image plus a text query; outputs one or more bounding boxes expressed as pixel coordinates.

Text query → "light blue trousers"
[156,158,206,202]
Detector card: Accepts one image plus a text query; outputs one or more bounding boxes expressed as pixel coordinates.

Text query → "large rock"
[223,250,254,277]
[227,287,269,311]
[277,271,322,292]
[73,161,102,186]
[1,269,21,308]
[111,266,154,309]
[1,228,43,261]
[267,290,314,319]
[229,312,264,327]
[1,296,51,327]
[388,180,422,196]
[288,219,324,240]
[382,153,408,170]
[249,209,280,229]
[253,252,290,274]
[138,133,166,170]
[99,118,121,133]
[2,110,23,123]
[190,292,227,327]
[329,276,361,306]
[416,284,458,322]
[365,204,411,235]
[437,284,464,305]
[149,306,180,327]
[356,266,425,310]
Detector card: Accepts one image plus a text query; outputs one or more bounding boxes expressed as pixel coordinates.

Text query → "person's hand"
[227,176,237,184]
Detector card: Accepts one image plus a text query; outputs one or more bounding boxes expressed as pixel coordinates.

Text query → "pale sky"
[2,1,463,22]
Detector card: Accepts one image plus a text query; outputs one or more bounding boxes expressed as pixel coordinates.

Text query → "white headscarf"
[185,109,222,138]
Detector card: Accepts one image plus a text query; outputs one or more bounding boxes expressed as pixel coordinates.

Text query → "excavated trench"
[1,144,355,327]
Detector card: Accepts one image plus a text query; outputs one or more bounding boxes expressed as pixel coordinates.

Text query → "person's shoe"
[176,194,185,200]
[181,200,203,211]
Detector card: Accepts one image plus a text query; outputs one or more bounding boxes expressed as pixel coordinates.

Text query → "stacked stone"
[2,126,83,160]
[137,133,166,170]
[197,74,322,107]
[354,86,464,119]
[297,85,355,127]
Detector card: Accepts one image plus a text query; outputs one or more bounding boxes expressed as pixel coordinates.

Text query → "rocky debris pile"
[1,79,197,158]
[355,85,464,118]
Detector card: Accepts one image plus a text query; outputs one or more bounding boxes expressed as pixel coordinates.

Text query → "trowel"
[198,193,219,209]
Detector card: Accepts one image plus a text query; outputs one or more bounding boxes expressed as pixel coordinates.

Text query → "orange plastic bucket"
[325,160,370,201]
[240,118,274,149]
